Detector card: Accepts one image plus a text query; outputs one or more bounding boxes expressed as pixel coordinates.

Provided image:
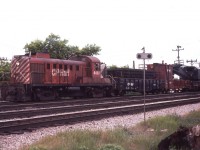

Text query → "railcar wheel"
[119,90,125,96]
[87,91,94,98]
[1,82,8,101]
[31,90,40,101]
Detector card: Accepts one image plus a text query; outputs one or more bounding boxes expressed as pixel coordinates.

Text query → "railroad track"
[0,94,200,120]
[0,93,200,134]
[0,92,198,111]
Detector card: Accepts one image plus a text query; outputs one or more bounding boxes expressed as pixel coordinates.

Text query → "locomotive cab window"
[53,64,57,69]
[76,65,79,71]
[64,65,67,70]
[70,65,73,70]
[94,63,100,71]
[59,64,62,69]
[47,64,50,69]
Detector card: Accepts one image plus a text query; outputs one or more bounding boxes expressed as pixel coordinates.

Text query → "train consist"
[107,63,200,95]
[0,52,200,101]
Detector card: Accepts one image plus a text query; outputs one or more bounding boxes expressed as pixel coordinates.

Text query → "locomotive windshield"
[94,63,100,71]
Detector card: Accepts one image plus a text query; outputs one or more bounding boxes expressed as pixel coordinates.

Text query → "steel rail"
[1,93,199,112]
[0,97,199,134]
[0,94,199,120]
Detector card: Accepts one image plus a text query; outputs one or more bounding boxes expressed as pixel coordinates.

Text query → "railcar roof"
[69,55,100,63]
[29,57,85,65]
[13,53,100,64]
[12,55,85,65]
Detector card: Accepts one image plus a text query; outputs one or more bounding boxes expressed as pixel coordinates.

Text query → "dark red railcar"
[4,52,112,101]
[147,63,199,93]
[147,63,174,93]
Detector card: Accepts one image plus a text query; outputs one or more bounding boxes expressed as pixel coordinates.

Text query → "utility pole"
[186,59,197,66]
[172,45,184,64]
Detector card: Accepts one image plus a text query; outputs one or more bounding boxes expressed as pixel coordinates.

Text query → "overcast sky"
[1,0,200,68]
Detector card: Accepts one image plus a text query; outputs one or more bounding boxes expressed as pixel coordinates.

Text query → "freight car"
[106,62,200,95]
[0,52,112,101]
[172,64,200,91]
[106,63,173,95]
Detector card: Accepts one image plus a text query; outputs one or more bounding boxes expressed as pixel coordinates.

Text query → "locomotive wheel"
[1,82,8,101]
[88,90,94,98]
[86,88,104,98]
[54,90,60,100]
[31,88,60,101]
[31,90,40,101]
[119,90,125,96]
[104,88,112,97]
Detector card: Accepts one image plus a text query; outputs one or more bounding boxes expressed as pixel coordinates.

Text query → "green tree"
[0,58,10,81]
[24,33,101,59]
[24,39,44,54]
[109,65,118,69]
[121,65,129,68]
[0,58,10,73]
[80,44,101,56]
[43,33,69,59]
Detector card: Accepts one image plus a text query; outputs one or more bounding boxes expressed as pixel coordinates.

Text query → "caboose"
[3,52,112,101]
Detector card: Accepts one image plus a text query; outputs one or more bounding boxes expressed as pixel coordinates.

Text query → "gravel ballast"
[1,102,200,150]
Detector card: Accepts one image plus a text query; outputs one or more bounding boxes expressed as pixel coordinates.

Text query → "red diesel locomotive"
[2,52,112,101]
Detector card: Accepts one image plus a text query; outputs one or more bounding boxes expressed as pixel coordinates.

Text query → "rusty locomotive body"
[2,53,112,101]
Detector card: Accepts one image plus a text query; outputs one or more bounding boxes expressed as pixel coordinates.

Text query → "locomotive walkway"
[0,93,200,134]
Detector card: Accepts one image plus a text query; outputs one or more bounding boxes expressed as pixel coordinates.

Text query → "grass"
[20,109,200,150]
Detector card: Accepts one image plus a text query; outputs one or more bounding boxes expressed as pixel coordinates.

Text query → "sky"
[1,0,200,68]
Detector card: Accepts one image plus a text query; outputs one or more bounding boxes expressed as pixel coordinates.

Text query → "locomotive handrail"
[106,75,116,88]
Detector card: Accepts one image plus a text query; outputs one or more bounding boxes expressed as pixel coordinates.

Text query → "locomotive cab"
[69,55,112,97]
[70,55,111,84]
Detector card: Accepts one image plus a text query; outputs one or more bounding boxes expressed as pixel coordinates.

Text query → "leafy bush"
[77,145,90,150]
[182,110,200,126]
[21,110,200,150]
[29,146,47,150]
[145,115,181,133]
[98,144,124,150]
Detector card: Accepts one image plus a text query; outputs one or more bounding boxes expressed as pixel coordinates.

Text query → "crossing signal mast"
[136,47,152,123]
[172,45,184,64]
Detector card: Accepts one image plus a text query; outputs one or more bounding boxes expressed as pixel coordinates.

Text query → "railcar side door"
[45,63,52,83]
[75,64,83,84]
[86,62,92,77]
[62,64,68,84]
[52,63,59,84]
[58,63,68,84]
[31,63,45,84]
